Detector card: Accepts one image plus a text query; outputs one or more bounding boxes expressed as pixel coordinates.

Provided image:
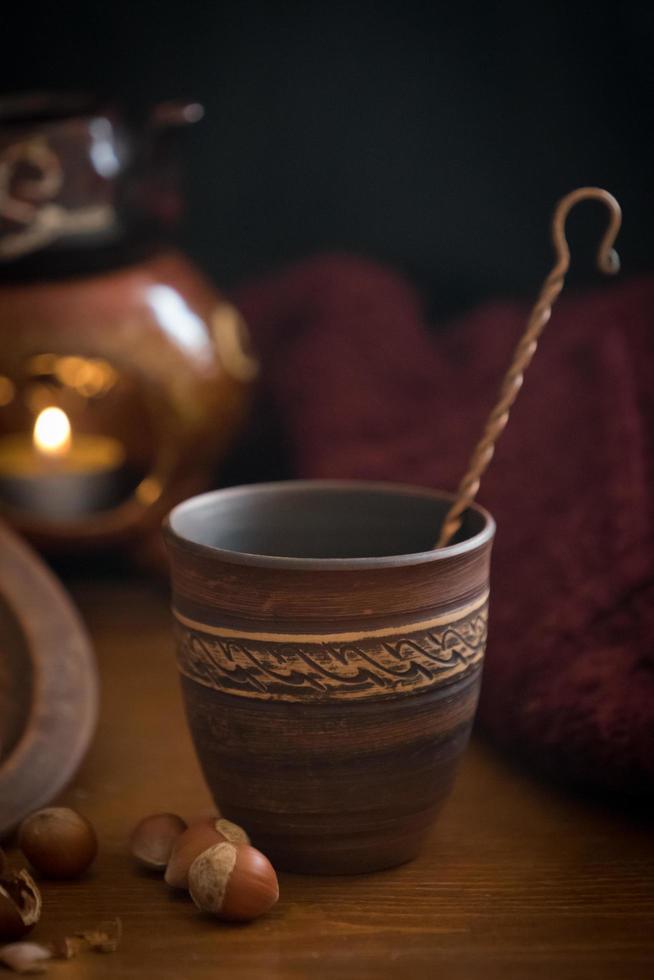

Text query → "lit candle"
[33,406,72,458]
[0,407,128,520]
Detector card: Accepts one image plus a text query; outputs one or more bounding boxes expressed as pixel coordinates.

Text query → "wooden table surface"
[12,576,653,979]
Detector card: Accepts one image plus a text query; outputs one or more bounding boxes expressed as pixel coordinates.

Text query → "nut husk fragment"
[47,935,85,960]
[46,919,123,961]
[74,917,122,953]
[0,871,42,941]
[0,941,51,973]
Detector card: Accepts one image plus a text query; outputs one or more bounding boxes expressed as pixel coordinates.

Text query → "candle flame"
[33,406,72,458]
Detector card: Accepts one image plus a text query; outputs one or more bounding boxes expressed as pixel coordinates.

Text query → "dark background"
[2,1,653,318]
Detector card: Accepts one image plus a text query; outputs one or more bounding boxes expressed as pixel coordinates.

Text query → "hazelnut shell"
[130,813,187,870]
[0,870,42,941]
[18,807,97,879]
[0,941,51,972]
[164,817,249,889]
[188,842,279,922]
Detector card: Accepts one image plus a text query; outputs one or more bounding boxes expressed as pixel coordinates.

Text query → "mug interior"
[168,481,492,562]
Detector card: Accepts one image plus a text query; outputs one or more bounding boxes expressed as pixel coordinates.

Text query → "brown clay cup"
[164,480,494,874]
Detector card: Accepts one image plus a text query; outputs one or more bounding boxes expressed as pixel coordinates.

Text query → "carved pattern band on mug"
[174,597,489,702]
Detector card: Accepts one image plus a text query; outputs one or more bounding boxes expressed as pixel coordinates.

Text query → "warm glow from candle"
[33,407,72,458]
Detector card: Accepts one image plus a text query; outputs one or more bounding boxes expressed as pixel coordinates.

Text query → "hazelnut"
[164,817,249,889]
[187,808,221,826]
[0,870,42,941]
[130,813,187,870]
[0,848,6,876]
[188,842,279,922]
[18,808,97,879]
[213,818,249,847]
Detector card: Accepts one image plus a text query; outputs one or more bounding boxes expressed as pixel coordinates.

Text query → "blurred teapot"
[0,92,257,555]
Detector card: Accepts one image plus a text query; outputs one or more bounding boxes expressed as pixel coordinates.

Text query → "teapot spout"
[150,100,204,129]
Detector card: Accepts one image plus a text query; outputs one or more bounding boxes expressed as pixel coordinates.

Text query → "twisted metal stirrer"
[435,187,622,549]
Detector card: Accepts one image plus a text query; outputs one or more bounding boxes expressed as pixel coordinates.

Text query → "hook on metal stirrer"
[434,187,622,549]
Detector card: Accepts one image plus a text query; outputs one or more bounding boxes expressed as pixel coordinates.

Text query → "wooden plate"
[0,520,98,837]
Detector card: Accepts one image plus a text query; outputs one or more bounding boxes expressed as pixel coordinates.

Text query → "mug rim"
[163,479,495,571]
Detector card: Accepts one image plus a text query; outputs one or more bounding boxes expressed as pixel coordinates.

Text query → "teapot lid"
[0,91,202,279]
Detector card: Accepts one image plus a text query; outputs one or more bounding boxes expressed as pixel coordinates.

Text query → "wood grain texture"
[3,577,651,980]
[165,481,493,871]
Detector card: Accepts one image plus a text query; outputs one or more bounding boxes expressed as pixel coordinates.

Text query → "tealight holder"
[0,93,257,552]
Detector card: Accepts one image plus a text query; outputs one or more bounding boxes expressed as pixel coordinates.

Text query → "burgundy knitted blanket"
[235,255,654,797]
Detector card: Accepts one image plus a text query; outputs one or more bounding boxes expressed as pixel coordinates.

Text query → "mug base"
[220,815,429,875]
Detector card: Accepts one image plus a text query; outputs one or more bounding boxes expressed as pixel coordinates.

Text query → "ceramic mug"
[164,480,494,874]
